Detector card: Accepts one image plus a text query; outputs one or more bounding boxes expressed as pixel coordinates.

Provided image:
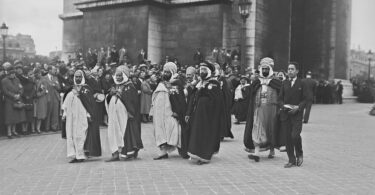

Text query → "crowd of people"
[0,45,344,168]
[351,78,375,103]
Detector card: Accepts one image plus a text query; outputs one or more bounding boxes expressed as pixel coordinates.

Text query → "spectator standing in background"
[336,80,343,104]
[1,66,26,138]
[302,71,317,124]
[43,65,61,132]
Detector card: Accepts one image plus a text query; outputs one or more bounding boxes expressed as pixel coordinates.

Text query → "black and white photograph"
[0,0,374,194]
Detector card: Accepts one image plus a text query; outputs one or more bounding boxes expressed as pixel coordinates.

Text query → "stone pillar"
[245,0,256,71]
[328,0,336,80]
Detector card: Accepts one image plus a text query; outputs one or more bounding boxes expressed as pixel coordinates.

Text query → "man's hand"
[128,113,134,119]
[109,88,117,95]
[14,94,20,100]
[172,112,178,118]
[288,106,299,115]
[185,116,190,123]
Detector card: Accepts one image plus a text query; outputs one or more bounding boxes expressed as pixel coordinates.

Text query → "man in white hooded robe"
[150,62,182,160]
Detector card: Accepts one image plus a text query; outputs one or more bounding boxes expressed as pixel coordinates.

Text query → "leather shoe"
[297,157,303,166]
[69,159,78,163]
[284,162,296,168]
[153,154,168,160]
[120,154,135,161]
[197,160,208,165]
[248,154,260,162]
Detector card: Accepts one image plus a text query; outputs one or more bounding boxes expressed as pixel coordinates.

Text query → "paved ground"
[0,102,374,195]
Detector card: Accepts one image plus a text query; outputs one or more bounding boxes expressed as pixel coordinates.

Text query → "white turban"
[259,57,274,79]
[260,57,274,67]
[163,62,178,75]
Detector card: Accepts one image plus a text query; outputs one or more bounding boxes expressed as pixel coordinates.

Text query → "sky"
[351,0,375,52]
[0,0,373,55]
[0,0,63,55]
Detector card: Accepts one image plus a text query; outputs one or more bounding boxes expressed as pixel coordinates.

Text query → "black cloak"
[107,81,144,155]
[76,84,102,157]
[187,78,224,160]
[243,78,284,150]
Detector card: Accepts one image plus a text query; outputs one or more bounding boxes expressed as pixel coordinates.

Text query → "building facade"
[0,33,36,62]
[349,49,374,79]
[60,0,351,79]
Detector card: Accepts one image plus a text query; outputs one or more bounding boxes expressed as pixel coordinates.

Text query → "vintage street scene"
[0,0,374,194]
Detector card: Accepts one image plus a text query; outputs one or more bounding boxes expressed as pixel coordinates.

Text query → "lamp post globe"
[238,0,252,21]
[0,23,8,37]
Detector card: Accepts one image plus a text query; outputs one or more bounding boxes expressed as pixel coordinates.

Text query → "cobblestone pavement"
[0,103,374,195]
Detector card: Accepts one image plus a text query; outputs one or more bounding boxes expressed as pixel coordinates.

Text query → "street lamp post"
[1,23,9,62]
[238,0,252,74]
[367,50,372,80]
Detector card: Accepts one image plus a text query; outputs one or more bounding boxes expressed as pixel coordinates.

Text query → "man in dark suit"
[302,71,317,123]
[336,80,343,104]
[43,65,61,132]
[279,62,308,168]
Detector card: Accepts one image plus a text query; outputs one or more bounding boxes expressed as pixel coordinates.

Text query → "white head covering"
[163,62,178,81]
[74,70,86,85]
[259,57,274,79]
[199,66,212,79]
[186,66,196,75]
[258,58,276,93]
[113,67,129,85]
[163,62,178,75]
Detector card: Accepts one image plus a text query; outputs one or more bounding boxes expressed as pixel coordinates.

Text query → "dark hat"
[6,66,15,73]
[15,64,23,69]
[139,64,147,69]
[306,71,312,75]
[14,60,23,66]
[23,66,32,73]
[200,61,215,72]
[240,76,250,83]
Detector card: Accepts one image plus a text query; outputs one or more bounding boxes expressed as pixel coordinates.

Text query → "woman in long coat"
[21,68,36,134]
[1,67,26,138]
[34,69,48,133]
[140,75,153,122]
